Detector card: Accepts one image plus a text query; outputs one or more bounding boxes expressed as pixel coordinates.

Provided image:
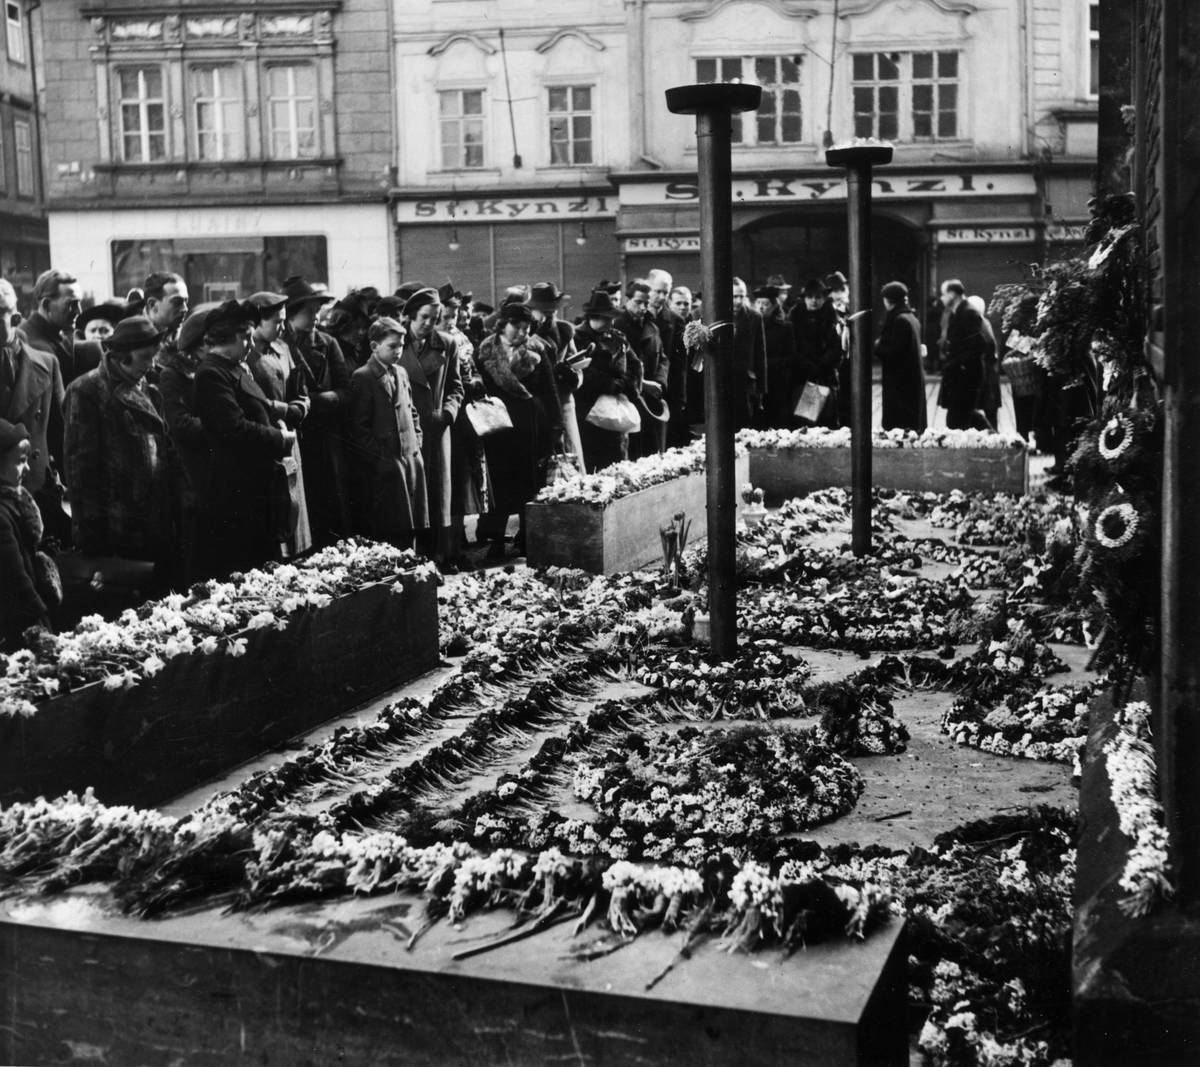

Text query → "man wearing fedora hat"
[63,316,175,582]
[280,275,353,551]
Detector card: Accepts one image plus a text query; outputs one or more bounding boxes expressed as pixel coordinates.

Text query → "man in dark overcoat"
[731,278,768,429]
[648,268,690,448]
[17,269,92,387]
[614,280,668,457]
[754,284,799,429]
[938,279,986,430]
[399,288,464,563]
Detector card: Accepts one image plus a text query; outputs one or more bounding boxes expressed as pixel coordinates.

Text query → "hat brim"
[108,328,168,353]
[286,293,335,307]
[581,306,618,318]
[77,304,129,330]
[251,297,289,314]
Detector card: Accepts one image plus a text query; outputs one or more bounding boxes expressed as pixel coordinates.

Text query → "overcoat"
[939,300,986,425]
[63,358,174,562]
[0,338,63,495]
[399,327,464,529]
[476,333,561,516]
[347,356,428,543]
[18,312,98,388]
[761,306,799,429]
[532,316,586,472]
[731,304,768,429]
[193,354,290,579]
[574,322,641,473]
[652,304,691,447]
[875,305,928,433]
[0,486,51,649]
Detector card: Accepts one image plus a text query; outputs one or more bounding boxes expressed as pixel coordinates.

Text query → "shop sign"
[619,171,1037,206]
[938,226,1036,244]
[395,195,616,224]
[1048,223,1088,243]
[623,235,701,253]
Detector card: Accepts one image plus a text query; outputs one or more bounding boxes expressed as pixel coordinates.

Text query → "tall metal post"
[826,141,893,556]
[666,82,761,660]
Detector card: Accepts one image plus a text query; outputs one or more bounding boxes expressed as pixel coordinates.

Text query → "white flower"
[226,638,248,658]
[140,654,165,677]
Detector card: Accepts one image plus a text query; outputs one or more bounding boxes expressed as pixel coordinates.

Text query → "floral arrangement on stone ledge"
[535,438,746,507]
[736,426,1026,450]
[1104,700,1174,916]
[0,541,435,718]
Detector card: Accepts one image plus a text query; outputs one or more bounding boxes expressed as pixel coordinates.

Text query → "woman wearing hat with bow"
[399,288,464,563]
[475,301,561,559]
[0,418,60,649]
[63,315,176,583]
[193,301,298,579]
[574,289,643,473]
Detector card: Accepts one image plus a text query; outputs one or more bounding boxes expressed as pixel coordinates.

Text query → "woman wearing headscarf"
[875,281,927,433]
[474,302,561,559]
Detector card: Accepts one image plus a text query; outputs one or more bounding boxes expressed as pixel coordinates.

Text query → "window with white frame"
[117,67,168,162]
[192,65,245,162]
[695,56,802,145]
[266,63,318,160]
[548,86,593,166]
[852,51,959,142]
[5,1,23,65]
[440,89,484,169]
[1088,2,1100,97]
[14,118,32,195]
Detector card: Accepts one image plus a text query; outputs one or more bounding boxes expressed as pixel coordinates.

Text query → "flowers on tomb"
[736,427,1026,451]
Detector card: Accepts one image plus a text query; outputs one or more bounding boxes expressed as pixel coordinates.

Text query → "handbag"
[270,454,301,542]
[33,550,63,611]
[585,393,642,434]
[465,396,514,437]
[791,381,831,424]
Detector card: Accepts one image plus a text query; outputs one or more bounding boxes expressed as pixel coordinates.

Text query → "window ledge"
[93,157,343,173]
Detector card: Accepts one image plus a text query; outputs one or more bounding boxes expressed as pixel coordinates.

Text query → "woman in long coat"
[193,302,296,579]
[875,281,928,433]
[475,303,561,558]
[399,289,464,563]
[347,317,428,546]
[0,420,55,649]
[574,290,642,473]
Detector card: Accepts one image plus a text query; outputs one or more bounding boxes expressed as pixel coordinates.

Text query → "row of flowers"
[535,438,746,507]
[1,541,435,718]
[736,426,1027,451]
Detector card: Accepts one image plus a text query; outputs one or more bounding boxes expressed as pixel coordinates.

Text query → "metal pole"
[667,82,761,661]
[827,141,893,557]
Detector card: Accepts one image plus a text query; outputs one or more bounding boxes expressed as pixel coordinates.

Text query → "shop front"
[48,203,393,305]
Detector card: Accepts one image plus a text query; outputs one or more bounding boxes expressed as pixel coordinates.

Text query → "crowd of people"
[0,262,1007,651]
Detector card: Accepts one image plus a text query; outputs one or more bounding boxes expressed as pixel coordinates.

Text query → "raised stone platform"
[0,571,439,807]
[526,454,750,575]
[0,887,906,1067]
[748,446,1028,505]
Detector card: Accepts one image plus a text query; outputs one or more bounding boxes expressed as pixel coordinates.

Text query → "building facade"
[392,0,1097,311]
[1,0,49,311]
[39,1,395,303]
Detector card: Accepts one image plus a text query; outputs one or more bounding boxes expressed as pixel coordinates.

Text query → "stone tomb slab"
[0,885,906,1067]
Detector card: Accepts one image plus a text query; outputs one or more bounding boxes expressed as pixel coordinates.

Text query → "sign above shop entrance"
[395,194,616,224]
[623,235,702,253]
[937,225,1037,244]
[619,171,1037,206]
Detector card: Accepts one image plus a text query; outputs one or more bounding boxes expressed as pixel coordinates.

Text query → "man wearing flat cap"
[63,316,175,582]
[279,275,353,550]
[400,287,464,563]
[193,300,299,579]
[754,284,799,429]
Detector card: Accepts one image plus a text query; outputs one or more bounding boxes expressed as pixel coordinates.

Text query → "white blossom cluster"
[735,426,1026,451]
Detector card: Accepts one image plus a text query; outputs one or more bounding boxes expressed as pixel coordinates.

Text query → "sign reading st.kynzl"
[395,195,615,223]
[620,171,1037,206]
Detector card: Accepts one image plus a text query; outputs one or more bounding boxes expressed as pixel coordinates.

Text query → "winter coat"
[283,324,353,548]
[18,312,98,389]
[157,348,210,498]
[938,300,986,418]
[63,358,174,563]
[762,307,799,429]
[476,333,561,516]
[193,354,291,579]
[574,322,641,473]
[875,304,927,433]
[788,302,843,390]
[448,333,490,518]
[652,304,691,446]
[399,327,464,529]
[347,356,428,542]
[0,485,52,649]
[0,338,63,495]
[732,305,768,429]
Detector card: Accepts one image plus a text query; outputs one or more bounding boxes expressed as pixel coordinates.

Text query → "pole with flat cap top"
[825,139,893,557]
[665,81,761,660]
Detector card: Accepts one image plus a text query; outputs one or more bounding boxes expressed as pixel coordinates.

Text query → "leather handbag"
[465,396,514,437]
[585,393,642,434]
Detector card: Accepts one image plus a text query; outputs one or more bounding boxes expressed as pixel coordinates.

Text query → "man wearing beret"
[63,316,175,583]
[279,275,353,551]
[399,287,464,563]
